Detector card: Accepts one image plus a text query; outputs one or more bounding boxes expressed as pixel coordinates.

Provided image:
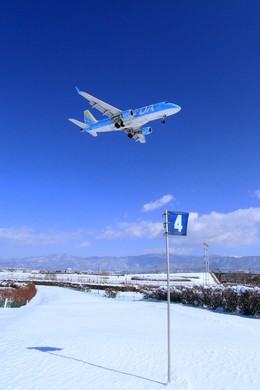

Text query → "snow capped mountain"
[0,253,260,272]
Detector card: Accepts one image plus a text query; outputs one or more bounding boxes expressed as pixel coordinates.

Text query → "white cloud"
[77,241,91,248]
[0,227,85,247]
[254,189,260,199]
[187,208,260,247]
[3,207,260,255]
[98,207,260,251]
[98,227,123,240]
[142,194,174,212]
[98,221,163,240]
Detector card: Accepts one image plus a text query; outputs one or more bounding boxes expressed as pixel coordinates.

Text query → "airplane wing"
[75,87,122,120]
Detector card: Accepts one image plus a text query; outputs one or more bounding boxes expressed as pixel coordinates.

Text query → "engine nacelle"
[142,127,153,135]
[122,109,134,120]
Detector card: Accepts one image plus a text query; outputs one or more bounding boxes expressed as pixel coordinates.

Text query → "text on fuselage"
[134,105,154,116]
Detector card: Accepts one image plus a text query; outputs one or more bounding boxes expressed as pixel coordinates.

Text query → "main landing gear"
[161,115,166,124]
[115,121,125,129]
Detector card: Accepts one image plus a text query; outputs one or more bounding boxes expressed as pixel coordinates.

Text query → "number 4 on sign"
[174,214,183,232]
[167,211,189,236]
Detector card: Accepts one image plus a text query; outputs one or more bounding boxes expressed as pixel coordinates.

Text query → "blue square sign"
[168,211,189,236]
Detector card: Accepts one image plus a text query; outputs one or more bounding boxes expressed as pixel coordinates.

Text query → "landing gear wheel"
[115,123,120,129]
[128,133,133,139]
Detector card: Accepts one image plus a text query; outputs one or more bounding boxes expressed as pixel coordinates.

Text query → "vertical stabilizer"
[84,110,97,125]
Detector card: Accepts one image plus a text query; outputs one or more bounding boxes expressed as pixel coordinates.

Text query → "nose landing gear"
[161,115,166,124]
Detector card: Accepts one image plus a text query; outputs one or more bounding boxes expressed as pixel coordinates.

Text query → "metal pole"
[165,210,171,384]
[203,243,209,286]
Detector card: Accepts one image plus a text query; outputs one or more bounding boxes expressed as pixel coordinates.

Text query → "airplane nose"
[172,103,181,113]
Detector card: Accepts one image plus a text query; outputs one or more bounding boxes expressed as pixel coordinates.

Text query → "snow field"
[0,272,217,291]
[0,286,259,390]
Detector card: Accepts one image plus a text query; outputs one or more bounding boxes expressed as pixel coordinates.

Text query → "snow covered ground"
[0,271,217,287]
[0,286,259,390]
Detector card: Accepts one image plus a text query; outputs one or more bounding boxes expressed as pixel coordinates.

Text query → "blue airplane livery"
[69,87,181,143]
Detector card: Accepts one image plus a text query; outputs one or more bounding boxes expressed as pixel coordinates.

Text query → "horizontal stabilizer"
[68,118,89,129]
[88,130,98,137]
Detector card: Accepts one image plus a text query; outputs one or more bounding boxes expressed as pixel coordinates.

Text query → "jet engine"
[142,127,153,135]
[122,109,134,120]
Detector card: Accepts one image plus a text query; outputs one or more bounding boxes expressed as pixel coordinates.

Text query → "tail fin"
[84,110,97,126]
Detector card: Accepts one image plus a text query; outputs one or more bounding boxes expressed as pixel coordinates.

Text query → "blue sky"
[0,0,260,259]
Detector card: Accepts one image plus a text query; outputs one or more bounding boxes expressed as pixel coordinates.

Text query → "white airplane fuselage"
[87,102,180,133]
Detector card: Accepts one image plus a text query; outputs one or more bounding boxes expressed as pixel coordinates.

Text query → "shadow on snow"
[27,346,165,386]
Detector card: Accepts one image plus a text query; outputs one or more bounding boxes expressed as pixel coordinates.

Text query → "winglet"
[75,86,81,94]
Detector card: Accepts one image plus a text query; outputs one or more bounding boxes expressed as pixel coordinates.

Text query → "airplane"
[69,87,181,143]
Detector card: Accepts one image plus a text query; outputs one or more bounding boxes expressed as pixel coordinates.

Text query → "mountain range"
[0,253,260,273]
